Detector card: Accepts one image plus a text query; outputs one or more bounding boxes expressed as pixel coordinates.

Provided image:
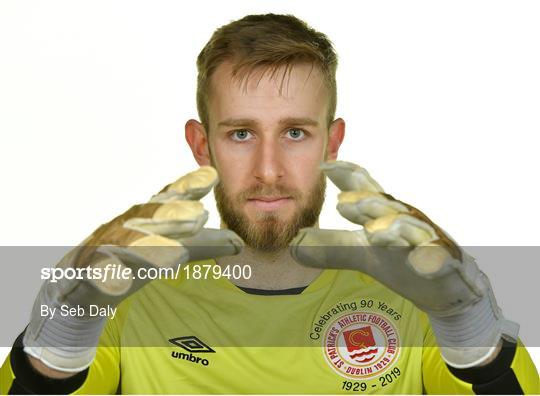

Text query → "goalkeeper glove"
[290,160,519,368]
[23,166,243,372]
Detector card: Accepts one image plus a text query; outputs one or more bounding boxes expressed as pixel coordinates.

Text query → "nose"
[253,137,285,185]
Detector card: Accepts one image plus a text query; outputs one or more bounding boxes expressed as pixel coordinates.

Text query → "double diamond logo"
[168,336,215,353]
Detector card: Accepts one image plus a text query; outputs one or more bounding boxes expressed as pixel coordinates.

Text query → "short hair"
[196,13,338,130]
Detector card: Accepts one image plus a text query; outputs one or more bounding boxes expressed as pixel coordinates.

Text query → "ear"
[326,118,345,161]
[185,119,211,166]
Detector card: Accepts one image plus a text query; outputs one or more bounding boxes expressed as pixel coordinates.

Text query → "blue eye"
[231,130,252,141]
[287,128,305,140]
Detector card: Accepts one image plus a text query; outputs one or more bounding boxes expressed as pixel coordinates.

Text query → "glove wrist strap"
[428,272,519,369]
[23,279,107,372]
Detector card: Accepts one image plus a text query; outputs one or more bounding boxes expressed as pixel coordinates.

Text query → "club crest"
[323,312,400,380]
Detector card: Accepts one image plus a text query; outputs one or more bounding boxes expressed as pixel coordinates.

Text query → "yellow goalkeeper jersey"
[1,260,539,394]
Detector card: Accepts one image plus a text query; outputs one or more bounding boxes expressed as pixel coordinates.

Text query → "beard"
[214,175,326,253]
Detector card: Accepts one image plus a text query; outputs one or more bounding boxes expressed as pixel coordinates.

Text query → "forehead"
[207,61,329,126]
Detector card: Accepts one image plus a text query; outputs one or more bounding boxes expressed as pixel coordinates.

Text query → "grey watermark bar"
[0,246,538,347]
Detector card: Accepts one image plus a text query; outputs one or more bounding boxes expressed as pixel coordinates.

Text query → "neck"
[216,244,323,290]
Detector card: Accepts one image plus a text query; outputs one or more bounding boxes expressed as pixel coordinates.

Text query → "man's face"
[204,62,338,252]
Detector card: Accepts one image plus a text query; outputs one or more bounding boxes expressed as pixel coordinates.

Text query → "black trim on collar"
[237,285,307,295]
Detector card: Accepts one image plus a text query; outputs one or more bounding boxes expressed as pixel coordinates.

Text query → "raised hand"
[290,160,518,368]
[23,166,244,372]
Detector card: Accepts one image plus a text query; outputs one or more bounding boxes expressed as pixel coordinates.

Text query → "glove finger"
[177,228,244,262]
[89,235,188,296]
[289,227,373,271]
[79,200,205,267]
[93,229,244,296]
[59,237,186,306]
[80,203,166,259]
[93,234,187,283]
[52,248,133,305]
[123,201,208,238]
[408,241,455,276]
[394,200,463,261]
[150,166,218,202]
[61,247,137,305]
[337,190,409,225]
[364,214,437,246]
[320,160,384,192]
[126,234,189,267]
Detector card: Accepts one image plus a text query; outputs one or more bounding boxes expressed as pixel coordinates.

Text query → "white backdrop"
[1,0,539,370]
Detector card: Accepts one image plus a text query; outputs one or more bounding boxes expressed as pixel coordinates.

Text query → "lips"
[249,196,290,202]
[247,197,292,211]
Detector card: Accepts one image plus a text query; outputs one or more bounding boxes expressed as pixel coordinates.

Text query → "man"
[1,13,538,394]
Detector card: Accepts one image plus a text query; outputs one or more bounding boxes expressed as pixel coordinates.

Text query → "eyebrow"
[217,117,319,128]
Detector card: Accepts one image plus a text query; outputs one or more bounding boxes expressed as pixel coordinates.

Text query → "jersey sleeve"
[0,317,121,395]
[421,315,539,395]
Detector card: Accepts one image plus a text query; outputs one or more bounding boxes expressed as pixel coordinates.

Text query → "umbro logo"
[168,335,215,353]
[168,336,214,367]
